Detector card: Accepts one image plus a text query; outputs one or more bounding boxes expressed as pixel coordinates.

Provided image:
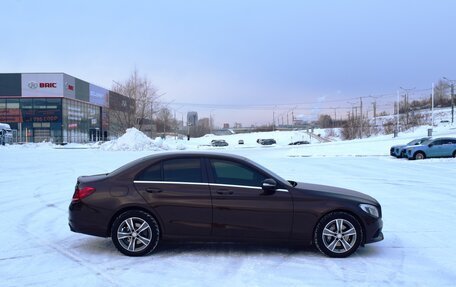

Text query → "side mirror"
[261,178,277,195]
[428,144,433,148]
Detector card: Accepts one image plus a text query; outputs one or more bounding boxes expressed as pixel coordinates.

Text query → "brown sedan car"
[69,152,383,258]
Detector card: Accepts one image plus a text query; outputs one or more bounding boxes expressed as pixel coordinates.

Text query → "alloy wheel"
[117,217,152,252]
[321,218,357,254]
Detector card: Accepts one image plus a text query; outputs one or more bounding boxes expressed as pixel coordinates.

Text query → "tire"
[453,151,456,158]
[314,212,363,258]
[413,151,426,160]
[111,210,160,256]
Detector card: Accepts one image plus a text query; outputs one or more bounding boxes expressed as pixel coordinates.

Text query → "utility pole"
[372,101,377,126]
[431,82,434,126]
[443,77,455,123]
[400,87,415,127]
[360,97,363,138]
[452,83,454,123]
[396,90,399,137]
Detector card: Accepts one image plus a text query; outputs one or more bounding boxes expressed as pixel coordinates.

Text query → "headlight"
[359,204,379,218]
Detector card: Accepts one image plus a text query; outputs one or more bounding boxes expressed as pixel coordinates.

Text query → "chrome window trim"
[276,189,289,193]
[134,181,208,186]
[133,180,263,190]
[209,183,262,190]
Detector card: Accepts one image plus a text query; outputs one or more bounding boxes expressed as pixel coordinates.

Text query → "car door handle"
[145,187,162,193]
[216,190,234,195]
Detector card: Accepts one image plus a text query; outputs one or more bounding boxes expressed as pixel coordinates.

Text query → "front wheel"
[413,151,426,160]
[111,210,160,256]
[314,212,363,258]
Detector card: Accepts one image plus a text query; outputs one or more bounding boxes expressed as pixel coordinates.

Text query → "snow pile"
[100,128,167,151]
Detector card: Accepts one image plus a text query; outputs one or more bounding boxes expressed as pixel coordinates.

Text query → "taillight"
[72,186,96,202]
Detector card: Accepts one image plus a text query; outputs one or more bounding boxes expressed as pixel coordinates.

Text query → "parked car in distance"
[0,123,13,145]
[289,140,310,145]
[211,139,228,147]
[257,138,276,145]
[238,139,244,145]
[404,137,456,160]
[390,137,430,158]
[69,152,383,258]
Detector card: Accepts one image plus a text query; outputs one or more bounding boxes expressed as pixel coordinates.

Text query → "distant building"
[198,117,210,130]
[223,123,230,129]
[234,122,242,128]
[187,111,198,126]
[0,72,133,143]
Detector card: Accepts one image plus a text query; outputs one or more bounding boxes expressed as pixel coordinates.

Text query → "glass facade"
[0,97,101,143]
[63,98,101,143]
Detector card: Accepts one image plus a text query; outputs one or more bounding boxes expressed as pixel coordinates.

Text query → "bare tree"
[154,107,177,136]
[111,69,161,135]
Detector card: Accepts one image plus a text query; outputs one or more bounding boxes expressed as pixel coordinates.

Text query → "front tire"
[111,210,160,256]
[314,212,363,258]
[413,151,426,160]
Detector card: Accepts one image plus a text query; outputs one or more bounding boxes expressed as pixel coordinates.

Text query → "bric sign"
[27,81,58,89]
[22,73,63,97]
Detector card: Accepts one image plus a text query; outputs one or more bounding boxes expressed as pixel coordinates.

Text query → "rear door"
[134,157,212,237]
[427,140,444,157]
[207,158,293,240]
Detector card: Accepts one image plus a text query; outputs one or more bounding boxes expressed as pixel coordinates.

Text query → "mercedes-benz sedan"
[69,152,383,258]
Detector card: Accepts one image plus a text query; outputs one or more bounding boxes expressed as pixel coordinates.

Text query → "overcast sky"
[1,0,455,126]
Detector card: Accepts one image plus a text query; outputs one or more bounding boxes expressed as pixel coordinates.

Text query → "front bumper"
[364,217,384,244]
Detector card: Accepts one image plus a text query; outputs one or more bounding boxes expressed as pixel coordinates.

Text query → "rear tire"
[111,210,160,256]
[314,212,363,258]
[453,151,456,158]
[413,151,426,160]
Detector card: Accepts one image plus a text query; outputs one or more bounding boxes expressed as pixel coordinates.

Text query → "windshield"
[407,138,428,145]
[419,139,433,145]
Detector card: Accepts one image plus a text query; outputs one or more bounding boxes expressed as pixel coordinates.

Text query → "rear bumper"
[68,202,110,237]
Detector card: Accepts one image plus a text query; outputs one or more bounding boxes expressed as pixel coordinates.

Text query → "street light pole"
[443,77,455,123]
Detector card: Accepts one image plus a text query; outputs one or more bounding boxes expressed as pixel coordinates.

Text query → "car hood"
[294,182,378,204]
[391,144,405,149]
[406,144,425,149]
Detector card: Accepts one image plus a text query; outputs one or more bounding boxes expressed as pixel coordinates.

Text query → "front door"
[134,157,212,237]
[208,158,293,240]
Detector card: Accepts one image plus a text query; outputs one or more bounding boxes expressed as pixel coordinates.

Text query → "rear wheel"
[413,151,426,160]
[453,151,456,158]
[314,212,363,258]
[111,210,160,256]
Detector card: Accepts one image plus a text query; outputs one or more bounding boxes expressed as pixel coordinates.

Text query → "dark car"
[69,152,383,258]
[211,139,228,147]
[390,137,430,158]
[289,141,310,145]
[258,138,276,145]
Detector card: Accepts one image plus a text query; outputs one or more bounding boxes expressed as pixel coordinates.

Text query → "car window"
[440,139,455,145]
[210,159,266,187]
[163,158,202,183]
[136,162,161,181]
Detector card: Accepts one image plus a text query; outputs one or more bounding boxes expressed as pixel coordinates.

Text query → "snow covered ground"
[1,124,456,286]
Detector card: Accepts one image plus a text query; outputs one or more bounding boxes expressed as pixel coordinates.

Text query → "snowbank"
[100,128,168,151]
